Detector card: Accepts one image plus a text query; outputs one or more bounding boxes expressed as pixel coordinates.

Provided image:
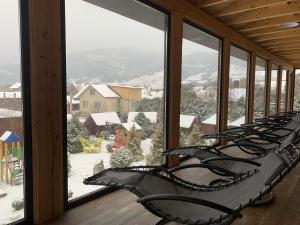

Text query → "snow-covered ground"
[68,139,152,200]
[0,182,24,225]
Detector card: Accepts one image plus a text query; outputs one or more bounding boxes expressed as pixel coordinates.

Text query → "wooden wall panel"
[28,0,64,223]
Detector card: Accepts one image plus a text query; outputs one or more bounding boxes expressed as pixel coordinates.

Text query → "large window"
[269,64,279,115]
[0,1,30,224]
[294,69,300,110]
[253,57,267,120]
[228,46,249,127]
[65,0,167,201]
[280,69,287,111]
[179,23,221,146]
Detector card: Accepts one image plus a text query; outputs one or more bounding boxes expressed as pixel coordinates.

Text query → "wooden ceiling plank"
[225,1,300,25]
[236,14,300,31]
[194,0,231,7]
[216,0,289,17]
[272,48,300,53]
[260,36,300,46]
[254,30,300,42]
[244,26,296,37]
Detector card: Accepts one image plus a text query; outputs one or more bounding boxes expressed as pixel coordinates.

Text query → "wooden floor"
[49,157,300,225]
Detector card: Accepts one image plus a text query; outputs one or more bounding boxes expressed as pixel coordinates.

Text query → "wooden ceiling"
[187,0,300,67]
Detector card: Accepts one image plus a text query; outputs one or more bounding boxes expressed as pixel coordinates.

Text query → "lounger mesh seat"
[84,145,299,225]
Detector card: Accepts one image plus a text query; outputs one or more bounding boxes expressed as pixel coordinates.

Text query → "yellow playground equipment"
[0,131,23,185]
[80,137,103,153]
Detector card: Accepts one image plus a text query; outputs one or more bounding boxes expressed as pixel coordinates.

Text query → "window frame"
[61,0,171,210]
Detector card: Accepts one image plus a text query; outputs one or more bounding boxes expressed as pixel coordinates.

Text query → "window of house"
[269,64,279,115]
[294,69,300,110]
[228,45,249,127]
[64,0,168,202]
[0,1,31,224]
[280,69,287,111]
[82,101,88,108]
[94,101,100,109]
[253,57,267,120]
[180,23,221,146]
[90,89,95,96]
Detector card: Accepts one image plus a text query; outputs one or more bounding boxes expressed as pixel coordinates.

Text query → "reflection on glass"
[294,69,300,111]
[270,64,279,115]
[180,23,221,146]
[253,57,266,120]
[65,0,167,200]
[0,1,25,224]
[228,46,249,127]
[280,69,287,111]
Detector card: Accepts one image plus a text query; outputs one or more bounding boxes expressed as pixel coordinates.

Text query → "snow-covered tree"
[146,112,164,166]
[117,112,128,123]
[186,124,205,146]
[110,149,133,168]
[67,117,86,154]
[134,112,154,140]
[127,125,144,161]
[180,129,187,146]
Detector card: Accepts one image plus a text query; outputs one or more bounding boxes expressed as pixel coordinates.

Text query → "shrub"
[110,149,133,168]
[12,198,24,211]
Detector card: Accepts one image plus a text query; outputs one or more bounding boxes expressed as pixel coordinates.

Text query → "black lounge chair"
[84,143,299,225]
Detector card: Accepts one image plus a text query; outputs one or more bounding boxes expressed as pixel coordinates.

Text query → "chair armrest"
[137,194,242,218]
[168,163,239,178]
[217,142,266,153]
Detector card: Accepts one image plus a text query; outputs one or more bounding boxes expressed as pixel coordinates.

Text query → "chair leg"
[156,218,170,225]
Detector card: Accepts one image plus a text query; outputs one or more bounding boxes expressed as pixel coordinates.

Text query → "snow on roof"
[127,112,157,124]
[229,116,245,127]
[0,108,22,118]
[109,84,142,89]
[73,84,119,99]
[119,122,142,131]
[90,112,121,126]
[0,131,21,143]
[180,115,195,129]
[9,82,21,89]
[67,96,79,104]
[0,92,21,98]
[202,114,217,125]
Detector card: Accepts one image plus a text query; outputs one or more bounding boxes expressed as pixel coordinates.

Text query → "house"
[66,96,80,114]
[109,85,142,112]
[0,108,23,137]
[0,92,22,111]
[127,112,157,124]
[84,112,121,136]
[201,114,218,135]
[74,85,120,117]
[73,84,142,116]
[9,82,21,91]
[180,114,196,136]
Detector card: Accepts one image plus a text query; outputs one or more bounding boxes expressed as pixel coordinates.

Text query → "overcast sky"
[0,0,214,67]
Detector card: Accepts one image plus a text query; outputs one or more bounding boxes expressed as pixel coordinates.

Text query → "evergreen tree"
[127,125,144,161]
[186,123,205,146]
[134,112,154,140]
[67,117,86,154]
[110,149,133,168]
[146,112,164,166]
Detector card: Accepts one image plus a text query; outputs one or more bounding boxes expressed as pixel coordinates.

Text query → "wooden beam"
[244,26,294,37]
[166,12,183,168]
[28,0,64,223]
[236,13,300,32]
[272,49,300,54]
[226,1,300,25]
[266,42,300,50]
[247,52,256,122]
[216,0,289,17]
[253,29,300,42]
[265,61,272,115]
[276,66,283,112]
[194,0,231,8]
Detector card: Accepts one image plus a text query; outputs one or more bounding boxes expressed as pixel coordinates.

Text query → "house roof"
[229,116,246,127]
[119,122,142,131]
[127,112,157,124]
[73,84,119,99]
[66,96,80,104]
[9,82,21,89]
[90,112,121,126]
[202,114,217,125]
[0,108,22,118]
[180,115,196,129]
[0,131,21,143]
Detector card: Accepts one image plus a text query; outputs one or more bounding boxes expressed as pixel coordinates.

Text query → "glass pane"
[280,69,287,111]
[253,57,266,120]
[65,0,167,201]
[180,23,221,146]
[228,46,249,127]
[270,64,279,115]
[0,1,25,224]
[294,69,300,110]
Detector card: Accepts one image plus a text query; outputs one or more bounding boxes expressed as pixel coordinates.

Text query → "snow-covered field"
[68,139,152,200]
[0,181,24,225]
